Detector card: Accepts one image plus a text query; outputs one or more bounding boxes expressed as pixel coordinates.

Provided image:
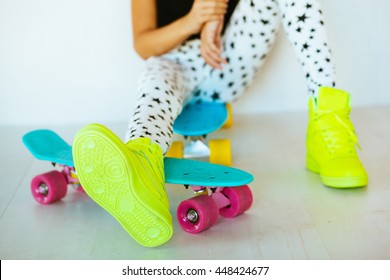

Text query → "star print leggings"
[125,0,336,154]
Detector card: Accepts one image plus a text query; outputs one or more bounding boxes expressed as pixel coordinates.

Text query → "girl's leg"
[73,57,199,248]
[193,0,366,188]
[195,0,336,101]
[277,0,367,188]
[277,0,336,95]
[125,56,196,154]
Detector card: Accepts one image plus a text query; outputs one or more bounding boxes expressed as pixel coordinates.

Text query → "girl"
[73,0,368,247]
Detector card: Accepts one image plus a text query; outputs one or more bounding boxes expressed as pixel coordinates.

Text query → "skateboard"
[166,101,233,166]
[23,129,254,234]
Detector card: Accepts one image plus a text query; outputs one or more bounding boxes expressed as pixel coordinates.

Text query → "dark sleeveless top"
[156,0,239,40]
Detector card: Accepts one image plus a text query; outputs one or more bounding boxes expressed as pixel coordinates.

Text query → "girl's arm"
[132,0,228,59]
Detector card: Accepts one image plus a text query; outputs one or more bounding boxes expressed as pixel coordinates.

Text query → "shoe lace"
[315,111,361,158]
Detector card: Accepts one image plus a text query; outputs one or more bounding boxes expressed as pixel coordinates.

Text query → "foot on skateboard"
[73,124,173,247]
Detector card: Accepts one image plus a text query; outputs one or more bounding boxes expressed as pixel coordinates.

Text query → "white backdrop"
[1,0,389,126]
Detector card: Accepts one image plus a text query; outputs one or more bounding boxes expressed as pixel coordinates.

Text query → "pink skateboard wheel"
[177,195,219,234]
[31,170,68,204]
[219,185,253,218]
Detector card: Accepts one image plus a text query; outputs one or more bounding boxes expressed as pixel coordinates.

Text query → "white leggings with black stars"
[125,0,336,154]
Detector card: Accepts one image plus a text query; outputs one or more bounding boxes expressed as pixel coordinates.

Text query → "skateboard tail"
[22,129,75,167]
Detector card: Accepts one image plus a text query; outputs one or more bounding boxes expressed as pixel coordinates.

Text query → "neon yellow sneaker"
[73,124,173,247]
[306,87,368,188]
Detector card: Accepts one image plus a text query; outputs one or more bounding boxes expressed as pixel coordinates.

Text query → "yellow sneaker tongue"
[317,87,349,111]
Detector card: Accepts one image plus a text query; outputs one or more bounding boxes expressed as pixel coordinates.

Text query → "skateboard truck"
[183,139,210,159]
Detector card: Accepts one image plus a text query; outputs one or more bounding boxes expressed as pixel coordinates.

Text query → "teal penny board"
[23,130,253,187]
[173,102,228,136]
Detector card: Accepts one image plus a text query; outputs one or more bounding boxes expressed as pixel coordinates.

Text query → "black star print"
[261,19,269,25]
[306,4,312,9]
[152,98,161,104]
[302,43,310,51]
[297,13,308,23]
[211,92,220,101]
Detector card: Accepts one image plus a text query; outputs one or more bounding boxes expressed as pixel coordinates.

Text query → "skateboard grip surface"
[164,157,253,187]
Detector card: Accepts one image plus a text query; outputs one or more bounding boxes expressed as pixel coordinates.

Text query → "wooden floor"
[1,106,390,260]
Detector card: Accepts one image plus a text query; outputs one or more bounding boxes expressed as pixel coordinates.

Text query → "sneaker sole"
[73,124,173,247]
[320,175,368,189]
[306,155,368,188]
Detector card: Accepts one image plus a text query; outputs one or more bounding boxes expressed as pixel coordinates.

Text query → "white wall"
[1,0,389,126]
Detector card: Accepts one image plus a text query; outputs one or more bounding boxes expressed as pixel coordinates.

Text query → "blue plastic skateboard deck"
[164,157,253,186]
[173,102,228,136]
[23,129,253,187]
[23,130,74,167]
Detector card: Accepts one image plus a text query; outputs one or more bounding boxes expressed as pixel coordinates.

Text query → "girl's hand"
[200,19,227,70]
[185,0,228,35]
